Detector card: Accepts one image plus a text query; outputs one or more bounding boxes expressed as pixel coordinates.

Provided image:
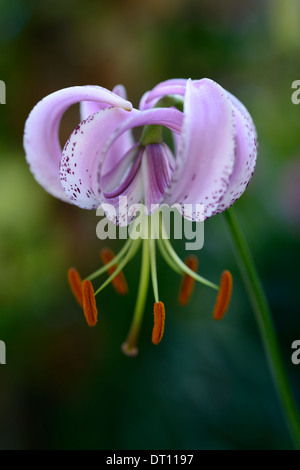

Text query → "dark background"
[0,0,300,449]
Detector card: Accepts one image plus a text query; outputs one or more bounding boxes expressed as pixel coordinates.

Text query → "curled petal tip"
[123,102,133,112]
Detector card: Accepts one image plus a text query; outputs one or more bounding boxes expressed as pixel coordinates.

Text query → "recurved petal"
[24,85,132,202]
[226,90,257,137]
[102,84,134,175]
[95,106,183,199]
[112,84,129,100]
[139,79,187,110]
[80,84,135,176]
[80,100,106,121]
[80,84,130,120]
[215,100,257,214]
[165,79,236,221]
[96,107,183,224]
[59,107,132,209]
[98,106,183,177]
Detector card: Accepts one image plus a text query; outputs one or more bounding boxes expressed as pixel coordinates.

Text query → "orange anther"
[213,270,233,321]
[100,247,128,295]
[82,280,98,327]
[178,255,198,306]
[152,301,165,345]
[67,267,83,307]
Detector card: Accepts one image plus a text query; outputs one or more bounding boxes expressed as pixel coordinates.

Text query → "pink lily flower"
[24,78,257,356]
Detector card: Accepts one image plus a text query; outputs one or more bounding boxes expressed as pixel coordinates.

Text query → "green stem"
[224,207,300,449]
[121,238,150,356]
[140,125,162,145]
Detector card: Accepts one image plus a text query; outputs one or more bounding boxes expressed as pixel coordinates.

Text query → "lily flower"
[24,78,257,356]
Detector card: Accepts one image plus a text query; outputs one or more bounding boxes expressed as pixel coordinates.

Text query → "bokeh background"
[0,0,300,450]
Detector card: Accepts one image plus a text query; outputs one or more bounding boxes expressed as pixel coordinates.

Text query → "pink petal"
[165,79,236,221]
[94,106,182,198]
[80,84,130,121]
[80,100,106,121]
[226,90,257,137]
[103,148,144,227]
[112,84,129,100]
[60,106,182,215]
[101,143,141,194]
[59,107,132,209]
[101,84,134,175]
[215,100,257,213]
[139,79,187,110]
[24,85,132,201]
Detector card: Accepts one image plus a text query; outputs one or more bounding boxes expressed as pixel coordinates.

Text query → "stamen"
[152,301,165,345]
[160,235,219,290]
[67,267,83,307]
[95,239,141,296]
[82,280,98,327]
[213,270,233,321]
[100,247,128,295]
[87,237,133,282]
[178,255,198,306]
[156,236,181,274]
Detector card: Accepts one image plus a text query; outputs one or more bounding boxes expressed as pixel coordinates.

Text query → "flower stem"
[223,207,300,449]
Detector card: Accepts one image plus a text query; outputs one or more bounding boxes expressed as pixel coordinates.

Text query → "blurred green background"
[0,0,300,450]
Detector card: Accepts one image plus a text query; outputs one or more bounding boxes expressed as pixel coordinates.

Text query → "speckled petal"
[24,85,132,202]
[80,100,106,121]
[80,85,135,176]
[226,90,257,138]
[215,100,257,213]
[165,79,235,221]
[59,107,132,209]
